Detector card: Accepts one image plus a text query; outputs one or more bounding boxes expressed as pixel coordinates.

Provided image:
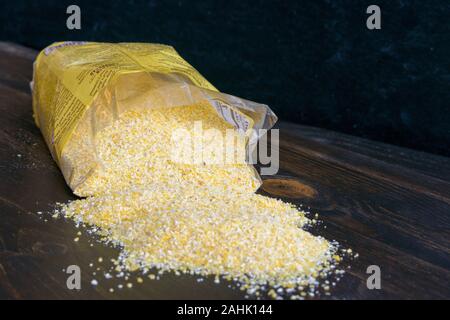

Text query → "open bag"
[31,42,277,195]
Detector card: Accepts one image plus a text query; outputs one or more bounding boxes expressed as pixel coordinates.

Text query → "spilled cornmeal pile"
[56,104,343,299]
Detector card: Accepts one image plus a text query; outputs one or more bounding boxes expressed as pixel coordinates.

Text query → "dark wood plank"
[0,42,449,299]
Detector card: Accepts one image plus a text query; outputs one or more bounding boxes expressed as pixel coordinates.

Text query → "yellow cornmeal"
[71,103,259,197]
[61,185,335,291]
[57,103,341,298]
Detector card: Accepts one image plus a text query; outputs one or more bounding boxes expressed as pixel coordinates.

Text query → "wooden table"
[0,42,449,300]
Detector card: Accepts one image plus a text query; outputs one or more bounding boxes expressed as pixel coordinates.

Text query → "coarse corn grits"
[57,103,342,298]
[68,103,259,197]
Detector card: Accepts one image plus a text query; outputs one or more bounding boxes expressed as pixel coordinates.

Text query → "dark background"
[1,0,449,157]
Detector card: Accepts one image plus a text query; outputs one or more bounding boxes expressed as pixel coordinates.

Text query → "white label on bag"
[212,100,250,134]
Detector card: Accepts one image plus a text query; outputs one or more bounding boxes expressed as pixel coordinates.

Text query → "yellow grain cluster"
[71,103,259,197]
[59,103,340,298]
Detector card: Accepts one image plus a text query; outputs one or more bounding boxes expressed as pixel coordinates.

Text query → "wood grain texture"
[0,42,449,300]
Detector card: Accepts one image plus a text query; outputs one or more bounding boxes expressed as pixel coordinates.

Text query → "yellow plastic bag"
[32,42,277,195]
